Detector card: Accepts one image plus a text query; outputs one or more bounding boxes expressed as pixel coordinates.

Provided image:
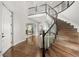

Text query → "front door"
[2,4,12,54]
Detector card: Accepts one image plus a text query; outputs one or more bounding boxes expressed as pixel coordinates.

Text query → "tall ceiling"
[1,1,62,23]
[2,1,62,16]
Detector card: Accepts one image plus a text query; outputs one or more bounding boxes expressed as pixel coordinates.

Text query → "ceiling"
[1,1,62,23]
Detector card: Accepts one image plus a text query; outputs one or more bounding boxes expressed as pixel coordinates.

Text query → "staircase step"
[51,44,73,57]
[57,22,71,26]
[57,34,79,44]
[57,33,78,37]
[52,42,79,56]
[45,53,50,57]
[58,24,73,28]
[60,28,77,31]
[59,30,78,35]
[47,48,57,57]
[55,40,79,52]
[57,19,77,33]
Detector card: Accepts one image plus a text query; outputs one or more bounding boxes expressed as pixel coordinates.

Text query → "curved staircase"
[46,19,79,57]
[29,1,79,57]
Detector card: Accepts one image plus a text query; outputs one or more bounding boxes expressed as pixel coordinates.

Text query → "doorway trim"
[1,2,14,54]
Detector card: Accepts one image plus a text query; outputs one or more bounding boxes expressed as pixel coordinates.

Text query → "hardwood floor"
[3,36,42,57]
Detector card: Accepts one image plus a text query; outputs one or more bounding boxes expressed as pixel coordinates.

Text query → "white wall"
[13,13,26,45]
[58,2,79,32]
[0,2,2,53]
[11,2,33,45]
[2,1,35,45]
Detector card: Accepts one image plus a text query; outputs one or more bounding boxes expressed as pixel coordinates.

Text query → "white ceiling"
[2,1,62,23]
[2,1,62,16]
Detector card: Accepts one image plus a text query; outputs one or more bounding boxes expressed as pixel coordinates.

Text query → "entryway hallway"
[0,1,79,57]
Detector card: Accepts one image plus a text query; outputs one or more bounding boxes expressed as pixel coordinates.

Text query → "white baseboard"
[77,28,79,32]
[14,39,26,46]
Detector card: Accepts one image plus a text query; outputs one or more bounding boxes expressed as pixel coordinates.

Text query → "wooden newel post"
[42,30,45,57]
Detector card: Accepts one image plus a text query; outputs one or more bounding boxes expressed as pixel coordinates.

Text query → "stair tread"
[52,42,79,56]
[47,48,57,57]
[55,40,79,52]
[45,53,50,57]
[57,19,77,33]
[51,45,73,57]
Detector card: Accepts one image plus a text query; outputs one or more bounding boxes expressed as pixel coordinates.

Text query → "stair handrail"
[40,4,58,57]
[53,1,75,13]
[28,1,74,15]
[53,1,64,9]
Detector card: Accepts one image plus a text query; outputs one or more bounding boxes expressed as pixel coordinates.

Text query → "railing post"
[42,30,45,57]
[45,4,47,13]
[48,6,50,15]
[67,1,69,8]
[35,5,37,14]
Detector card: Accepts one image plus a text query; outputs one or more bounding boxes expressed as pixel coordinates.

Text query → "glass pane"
[61,2,67,10]
[44,24,56,49]
[49,8,57,17]
[29,7,36,15]
[54,4,62,13]
[69,1,73,5]
[37,5,46,14]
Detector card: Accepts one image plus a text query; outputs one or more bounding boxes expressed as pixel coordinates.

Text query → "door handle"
[2,33,5,38]
[2,35,5,38]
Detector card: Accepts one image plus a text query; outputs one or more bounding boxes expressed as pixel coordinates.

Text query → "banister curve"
[28,1,75,57]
